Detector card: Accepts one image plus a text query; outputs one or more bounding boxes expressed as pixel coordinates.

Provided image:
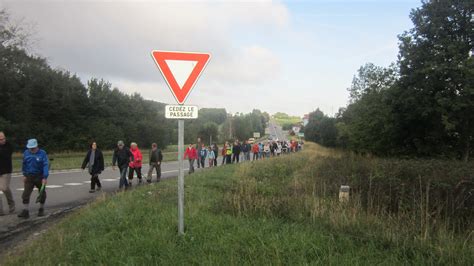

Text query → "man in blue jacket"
[18,139,49,219]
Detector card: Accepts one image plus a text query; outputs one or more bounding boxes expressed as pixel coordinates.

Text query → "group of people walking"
[107,140,163,191]
[0,133,49,219]
[0,132,165,219]
[0,130,302,219]
[184,138,303,174]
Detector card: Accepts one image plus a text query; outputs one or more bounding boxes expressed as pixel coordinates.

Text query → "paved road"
[1,161,194,216]
[268,120,287,141]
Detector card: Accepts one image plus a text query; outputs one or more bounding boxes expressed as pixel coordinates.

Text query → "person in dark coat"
[81,142,105,193]
[0,131,15,215]
[112,140,134,190]
[232,140,241,163]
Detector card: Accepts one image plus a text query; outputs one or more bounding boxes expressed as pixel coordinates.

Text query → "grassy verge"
[4,143,473,265]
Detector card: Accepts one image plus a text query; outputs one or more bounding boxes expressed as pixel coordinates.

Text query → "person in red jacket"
[184,143,197,174]
[128,142,143,185]
[252,143,259,161]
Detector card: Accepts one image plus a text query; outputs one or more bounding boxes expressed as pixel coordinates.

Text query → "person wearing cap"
[18,138,49,218]
[112,140,134,190]
[0,131,15,216]
[147,143,163,183]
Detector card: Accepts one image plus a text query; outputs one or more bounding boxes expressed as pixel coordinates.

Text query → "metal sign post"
[151,50,210,236]
[178,119,184,234]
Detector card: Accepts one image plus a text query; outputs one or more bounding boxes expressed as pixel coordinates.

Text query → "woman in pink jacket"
[128,142,143,185]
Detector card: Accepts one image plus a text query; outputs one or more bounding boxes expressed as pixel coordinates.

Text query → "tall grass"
[3,143,473,265]
[221,143,474,261]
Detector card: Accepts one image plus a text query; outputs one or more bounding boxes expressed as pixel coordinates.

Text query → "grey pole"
[178,119,185,235]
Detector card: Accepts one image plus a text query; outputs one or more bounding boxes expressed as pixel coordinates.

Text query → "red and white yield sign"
[151,50,211,104]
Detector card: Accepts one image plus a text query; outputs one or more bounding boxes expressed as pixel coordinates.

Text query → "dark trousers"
[128,167,142,180]
[90,174,102,190]
[200,157,206,168]
[253,153,259,160]
[119,166,128,189]
[22,175,46,204]
[232,153,240,163]
[189,159,195,173]
[214,158,218,166]
[226,155,232,164]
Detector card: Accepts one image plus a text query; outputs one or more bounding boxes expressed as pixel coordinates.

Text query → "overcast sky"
[2,0,420,117]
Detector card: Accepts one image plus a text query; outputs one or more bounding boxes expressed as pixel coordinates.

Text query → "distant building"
[303,114,309,126]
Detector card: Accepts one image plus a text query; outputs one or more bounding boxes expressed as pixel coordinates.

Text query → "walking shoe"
[96,186,102,191]
[38,208,45,217]
[18,209,29,219]
[146,179,152,184]
[9,205,15,214]
[138,179,143,184]
[89,189,96,193]
[128,181,133,187]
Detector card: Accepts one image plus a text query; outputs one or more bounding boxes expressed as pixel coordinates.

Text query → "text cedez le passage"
[167,106,197,118]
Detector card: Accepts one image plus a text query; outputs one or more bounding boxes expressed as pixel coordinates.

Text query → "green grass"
[4,143,473,265]
[12,149,178,172]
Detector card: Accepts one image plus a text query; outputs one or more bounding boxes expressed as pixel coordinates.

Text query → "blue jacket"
[22,149,49,179]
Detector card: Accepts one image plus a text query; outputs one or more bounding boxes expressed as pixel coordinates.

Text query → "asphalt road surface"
[1,161,194,215]
[268,121,287,141]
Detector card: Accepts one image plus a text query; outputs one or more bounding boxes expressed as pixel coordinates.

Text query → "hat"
[117,140,124,146]
[27,139,38,149]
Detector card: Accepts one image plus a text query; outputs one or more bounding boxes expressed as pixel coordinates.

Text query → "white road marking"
[64,183,84,186]
[103,178,119,182]
[16,185,63,191]
[83,181,91,184]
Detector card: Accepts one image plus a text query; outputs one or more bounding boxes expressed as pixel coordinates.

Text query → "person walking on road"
[0,132,15,216]
[263,142,271,158]
[258,142,264,159]
[221,143,227,165]
[81,142,104,193]
[128,142,143,185]
[147,143,163,183]
[18,139,49,219]
[225,142,233,164]
[112,140,133,190]
[252,142,259,161]
[207,146,215,168]
[184,144,197,174]
[212,143,219,167]
[199,143,207,168]
[232,141,241,163]
[196,138,202,169]
[242,140,251,161]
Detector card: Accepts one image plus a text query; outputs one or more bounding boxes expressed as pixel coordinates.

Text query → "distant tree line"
[303,0,473,161]
[0,9,268,151]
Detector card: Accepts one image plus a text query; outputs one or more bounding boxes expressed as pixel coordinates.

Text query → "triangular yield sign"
[151,50,211,104]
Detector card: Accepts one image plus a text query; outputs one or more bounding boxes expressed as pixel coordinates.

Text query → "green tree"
[397,0,474,160]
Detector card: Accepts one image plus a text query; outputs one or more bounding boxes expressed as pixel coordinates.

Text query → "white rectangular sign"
[165,105,198,119]
[253,132,261,138]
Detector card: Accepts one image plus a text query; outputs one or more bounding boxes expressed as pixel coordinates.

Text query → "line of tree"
[0,9,268,151]
[303,0,473,161]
